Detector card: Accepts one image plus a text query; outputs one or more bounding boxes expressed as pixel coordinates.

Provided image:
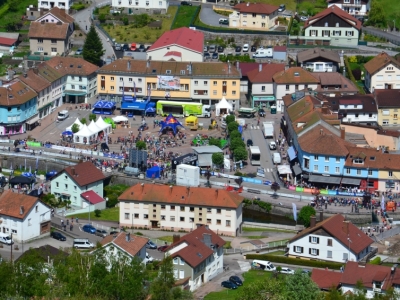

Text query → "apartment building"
[230,2,279,30]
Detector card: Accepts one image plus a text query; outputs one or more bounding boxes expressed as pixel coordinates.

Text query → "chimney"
[246,2,249,6]
[236,61,239,70]
[71,167,75,176]
[60,8,66,16]
[20,205,24,215]
[340,127,345,140]
[23,73,27,78]
[127,59,131,70]
[310,215,316,228]
[146,59,150,68]
[320,129,323,135]
[169,185,173,194]
[173,234,180,243]
[319,210,323,222]
[342,221,350,235]
[215,189,218,198]
[285,65,289,71]
[33,67,38,75]
[186,186,190,196]
[228,62,231,74]
[202,233,212,247]
[126,232,131,242]
[259,63,262,72]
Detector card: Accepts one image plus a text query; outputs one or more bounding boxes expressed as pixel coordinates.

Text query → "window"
[207,208,211,212]
[51,48,57,52]
[304,158,310,169]
[65,184,68,189]
[134,213,139,218]
[346,168,350,174]
[180,217,185,222]
[357,169,361,175]
[124,213,129,219]
[314,155,319,161]
[310,248,319,256]
[327,239,332,246]
[216,209,221,214]
[56,182,59,188]
[324,156,329,162]
[353,158,363,164]
[310,236,319,244]
[28,218,31,226]
[285,85,290,91]
[194,81,198,86]
[389,171,393,177]
[261,86,265,91]
[336,157,340,163]
[101,76,105,81]
[37,47,43,52]
[180,206,185,211]
[232,91,236,95]
[327,250,332,258]
[294,246,303,253]
[161,215,165,220]
[314,165,318,172]
[324,166,329,172]
[110,77,115,81]
[204,81,208,85]
[170,216,175,221]
[35,205,38,212]
[395,114,398,119]
[38,38,43,43]
[179,270,184,279]
[170,205,175,210]
[216,219,221,225]
[343,253,348,260]
[213,81,217,86]
[110,86,114,91]
[161,205,166,209]
[335,167,340,174]
[144,214,148,219]
[173,258,178,264]
[226,220,231,227]
[190,207,194,212]
[368,169,373,176]
[180,259,185,265]
[232,81,236,86]
[295,84,299,91]
[346,31,354,36]
[207,219,211,224]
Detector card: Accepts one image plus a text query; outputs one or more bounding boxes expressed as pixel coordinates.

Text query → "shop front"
[26,114,40,131]
[0,123,25,136]
[63,90,87,104]
[251,95,276,109]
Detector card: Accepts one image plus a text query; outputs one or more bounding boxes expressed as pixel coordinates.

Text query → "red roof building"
[0,37,17,47]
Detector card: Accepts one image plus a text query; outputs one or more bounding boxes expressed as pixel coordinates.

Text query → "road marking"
[49,131,57,135]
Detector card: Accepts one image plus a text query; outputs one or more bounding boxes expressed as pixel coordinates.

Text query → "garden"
[171,5,199,29]
[344,55,375,94]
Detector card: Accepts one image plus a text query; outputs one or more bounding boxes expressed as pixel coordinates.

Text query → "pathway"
[363,26,400,46]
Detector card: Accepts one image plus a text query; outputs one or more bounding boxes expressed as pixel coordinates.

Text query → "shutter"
[309,236,311,243]
[317,237,320,244]
[309,248,311,255]
[293,246,296,252]
[317,249,320,256]
[301,247,304,253]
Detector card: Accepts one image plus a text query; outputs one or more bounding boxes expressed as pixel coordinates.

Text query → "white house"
[97,232,148,265]
[118,184,244,236]
[364,52,400,93]
[166,225,225,291]
[327,0,370,17]
[111,0,169,13]
[337,95,378,124]
[50,161,105,210]
[146,27,204,62]
[288,214,374,263]
[0,190,52,243]
[297,48,341,72]
[39,0,72,10]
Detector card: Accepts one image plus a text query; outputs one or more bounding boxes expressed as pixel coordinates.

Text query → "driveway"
[200,5,229,27]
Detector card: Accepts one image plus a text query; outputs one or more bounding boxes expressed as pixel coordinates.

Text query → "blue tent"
[146,166,161,179]
[46,171,57,180]
[159,114,183,135]
[62,131,73,136]
[92,100,116,115]
[238,125,243,134]
[22,172,34,177]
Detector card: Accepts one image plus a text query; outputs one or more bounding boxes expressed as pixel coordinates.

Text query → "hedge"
[344,56,365,95]
[369,257,381,265]
[246,254,343,270]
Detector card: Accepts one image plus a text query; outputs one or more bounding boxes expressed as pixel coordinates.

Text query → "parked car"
[114,43,121,51]
[251,45,257,52]
[75,48,83,55]
[235,46,242,52]
[269,141,277,150]
[259,108,265,117]
[51,231,66,241]
[242,44,249,52]
[204,52,211,59]
[247,139,253,147]
[217,46,224,53]
[219,18,229,25]
[278,4,285,12]
[280,267,295,274]
[122,44,129,51]
[212,52,218,59]
[95,229,108,238]
[138,44,146,52]
[110,230,119,235]
[204,46,208,52]
[82,224,96,234]
[158,245,169,252]
[146,240,157,249]
[229,276,243,286]
[221,281,237,289]
[181,1,192,5]
[300,16,308,21]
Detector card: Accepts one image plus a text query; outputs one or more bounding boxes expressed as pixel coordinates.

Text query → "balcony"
[342,2,362,7]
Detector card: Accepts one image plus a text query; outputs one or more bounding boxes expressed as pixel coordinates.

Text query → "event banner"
[157,76,181,90]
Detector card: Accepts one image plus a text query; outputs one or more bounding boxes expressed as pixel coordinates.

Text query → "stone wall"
[202,31,287,48]
[0,157,69,173]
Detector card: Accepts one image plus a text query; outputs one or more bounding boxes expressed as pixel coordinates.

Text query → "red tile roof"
[247,63,285,83]
[45,57,99,76]
[0,190,41,219]
[28,22,69,40]
[18,69,51,93]
[81,190,104,204]
[147,27,204,54]
[364,52,400,75]
[273,46,287,52]
[54,161,105,187]
[100,232,148,257]
[273,67,320,84]
[0,37,17,46]
[234,2,279,14]
[311,269,342,290]
[118,184,244,209]
[164,51,182,57]
[344,146,400,171]
[236,62,269,77]
[305,5,361,30]
[0,80,38,106]
[289,214,373,254]
[374,89,400,108]
[168,225,225,268]
[45,7,74,24]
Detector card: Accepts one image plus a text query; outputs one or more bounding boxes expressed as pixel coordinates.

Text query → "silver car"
[95,229,108,238]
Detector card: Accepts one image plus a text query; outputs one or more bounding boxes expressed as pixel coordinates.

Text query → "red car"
[158,245,169,252]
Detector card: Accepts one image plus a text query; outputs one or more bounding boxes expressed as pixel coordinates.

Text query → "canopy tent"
[9,176,34,185]
[103,117,116,129]
[277,165,292,175]
[215,97,233,116]
[22,172,34,177]
[145,107,156,116]
[62,130,73,136]
[146,166,161,179]
[159,114,183,135]
[88,120,102,133]
[112,116,128,123]
[66,118,83,131]
[46,171,58,180]
[92,101,116,115]
[96,116,112,133]
[73,124,96,144]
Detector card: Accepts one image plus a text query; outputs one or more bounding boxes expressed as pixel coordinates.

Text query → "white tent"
[96,116,112,133]
[88,120,101,134]
[73,124,96,144]
[66,118,83,131]
[215,97,233,116]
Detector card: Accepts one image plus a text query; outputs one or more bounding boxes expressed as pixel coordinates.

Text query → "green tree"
[41,193,58,207]
[136,140,146,150]
[98,14,107,23]
[225,114,235,125]
[230,137,245,151]
[227,121,239,133]
[236,276,285,300]
[89,114,97,122]
[71,123,80,133]
[234,147,248,161]
[212,152,224,167]
[151,256,176,300]
[285,269,322,300]
[366,0,387,28]
[229,130,241,140]
[80,118,87,125]
[298,206,316,227]
[208,137,222,148]
[83,25,105,66]
[104,184,129,208]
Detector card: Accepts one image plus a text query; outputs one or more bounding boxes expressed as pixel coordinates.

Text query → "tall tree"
[236,276,285,300]
[212,152,224,167]
[151,256,176,300]
[83,25,105,66]
[367,1,387,28]
[298,206,316,227]
[285,269,322,300]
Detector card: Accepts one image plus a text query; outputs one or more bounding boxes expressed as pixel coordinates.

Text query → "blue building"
[0,80,37,137]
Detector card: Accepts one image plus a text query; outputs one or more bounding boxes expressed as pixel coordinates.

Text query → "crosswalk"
[247,125,260,130]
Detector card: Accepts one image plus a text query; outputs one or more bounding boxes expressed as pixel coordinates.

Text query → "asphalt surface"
[200,6,229,27]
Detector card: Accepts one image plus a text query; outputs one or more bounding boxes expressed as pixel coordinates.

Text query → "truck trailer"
[263,122,274,139]
[156,101,211,118]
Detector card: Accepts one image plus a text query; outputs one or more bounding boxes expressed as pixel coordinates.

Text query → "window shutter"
[309,236,311,243]
[293,246,296,252]
[317,249,320,256]
[301,247,304,253]
[317,237,320,244]
[309,248,311,255]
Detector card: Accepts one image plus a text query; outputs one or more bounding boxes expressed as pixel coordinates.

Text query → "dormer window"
[166,70,171,74]
[353,158,364,164]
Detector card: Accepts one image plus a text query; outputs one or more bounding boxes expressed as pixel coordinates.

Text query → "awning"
[309,174,341,184]
[61,193,70,196]
[341,177,361,185]
[26,115,39,125]
[63,90,87,96]
[277,165,292,175]
[287,146,297,161]
[293,165,302,176]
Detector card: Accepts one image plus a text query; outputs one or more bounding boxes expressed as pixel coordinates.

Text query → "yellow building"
[97,58,241,108]
[229,3,279,30]
[374,90,400,126]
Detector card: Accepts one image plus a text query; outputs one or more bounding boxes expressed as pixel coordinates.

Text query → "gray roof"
[297,48,341,63]
[192,146,223,153]
[0,32,19,40]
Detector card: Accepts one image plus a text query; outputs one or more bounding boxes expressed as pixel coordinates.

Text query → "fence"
[224,239,288,254]
[373,226,400,242]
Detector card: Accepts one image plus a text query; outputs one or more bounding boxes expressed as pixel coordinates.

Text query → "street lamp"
[347,238,352,261]
[86,195,91,224]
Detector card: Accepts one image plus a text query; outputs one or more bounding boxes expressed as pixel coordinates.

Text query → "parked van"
[209,44,216,53]
[273,153,281,164]
[252,260,276,271]
[57,110,69,121]
[144,252,154,264]
[0,233,13,245]
[73,238,94,249]
[252,48,273,58]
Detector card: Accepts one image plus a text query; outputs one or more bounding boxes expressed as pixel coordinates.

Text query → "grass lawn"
[204,270,271,300]
[158,236,173,243]
[224,241,232,249]
[242,227,295,233]
[245,235,267,239]
[253,0,296,11]
[268,250,285,256]
[0,0,36,29]
[374,0,400,29]
[103,6,177,44]
[73,207,119,222]
[171,6,198,29]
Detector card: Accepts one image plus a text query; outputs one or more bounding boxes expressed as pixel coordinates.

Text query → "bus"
[249,146,261,166]
[238,107,257,118]
[156,101,211,118]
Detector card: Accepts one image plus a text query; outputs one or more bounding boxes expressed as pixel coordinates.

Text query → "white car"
[269,141,277,150]
[242,44,249,52]
[280,267,295,274]
[300,16,308,21]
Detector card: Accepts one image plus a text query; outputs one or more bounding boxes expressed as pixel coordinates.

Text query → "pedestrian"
[70,224,73,231]
[76,217,79,223]
[61,219,64,226]
[66,219,69,226]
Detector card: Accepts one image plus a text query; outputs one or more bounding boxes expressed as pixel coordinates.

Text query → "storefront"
[251,95,276,109]
[63,90,87,104]
[26,114,40,131]
[0,123,25,136]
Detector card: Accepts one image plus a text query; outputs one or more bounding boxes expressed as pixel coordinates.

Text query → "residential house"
[98,232,148,264]
[111,0,169,14]
[288,214,374,263]
[298,6,361,47]
[313,72,359,95]
[45,57,99,103]
[235,62,270,94]
[327,0,371,17]
[297,48,340,72]
[28,7,74,56]
[118,184,244,236]
[229,3,279,30]
[0,80,38,137]
[312,262,400,299]
[374,89,400,126]
[26,6,50,21]
[36,62,65,110]
[97,59,241,109]
[0,190,52,243]
[16,244,69,262]
[246,63,285,109]
[364,52,400,92]
[50,161,105,210]
[146,28,204,62]
[273,67,319,111]
[39,0,72,10]
[166,225,225,291]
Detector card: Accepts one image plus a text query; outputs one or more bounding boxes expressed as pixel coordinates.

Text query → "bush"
[94,209,101,217]
[369,257,381,265]
[246,254,342,270]
[352,69,362,80]
[135,232,144,236]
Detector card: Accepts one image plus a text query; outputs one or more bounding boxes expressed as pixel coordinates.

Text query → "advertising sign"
[157,75,181,90]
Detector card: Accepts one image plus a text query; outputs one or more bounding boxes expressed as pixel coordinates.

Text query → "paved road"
[363,26,400,47]
[200,6,229,27]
